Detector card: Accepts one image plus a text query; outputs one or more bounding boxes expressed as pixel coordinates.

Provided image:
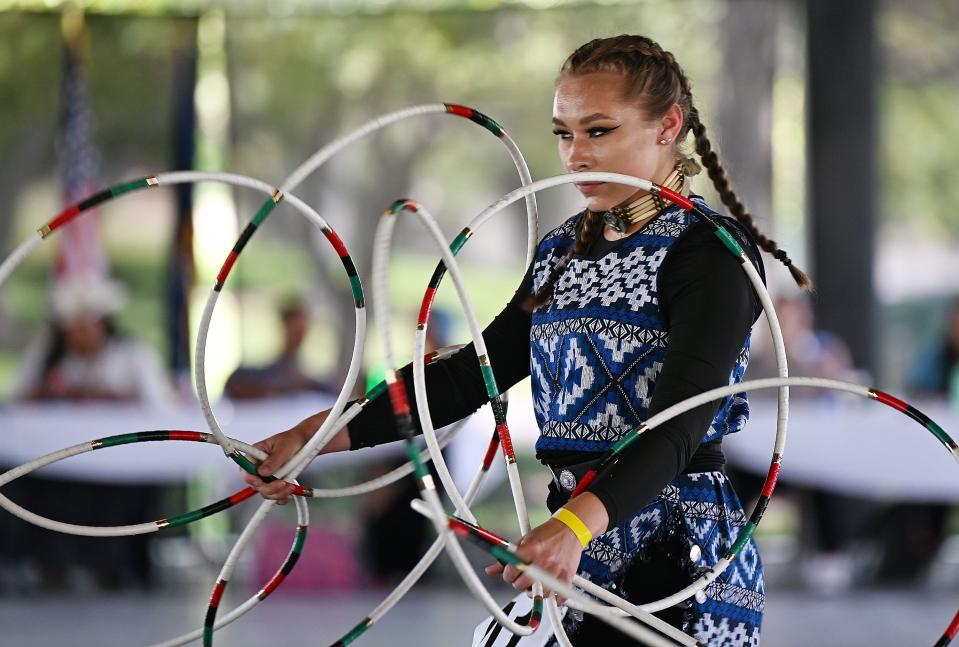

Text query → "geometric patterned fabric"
[530,199,753,454]
[530,200,764,645]
[576,472,765,645]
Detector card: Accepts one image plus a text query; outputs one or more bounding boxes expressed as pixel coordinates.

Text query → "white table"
[4,391,957,502]
[724,395,959,502]
[0,395,390,484]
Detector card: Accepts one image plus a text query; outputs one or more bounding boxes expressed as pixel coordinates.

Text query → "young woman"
[245,35,809,646]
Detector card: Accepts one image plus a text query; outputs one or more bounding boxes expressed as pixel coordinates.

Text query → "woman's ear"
[658,103,684,144]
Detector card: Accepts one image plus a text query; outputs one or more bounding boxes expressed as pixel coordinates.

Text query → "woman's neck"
[601,160,687,240]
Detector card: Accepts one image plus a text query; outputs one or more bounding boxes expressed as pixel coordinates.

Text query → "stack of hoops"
[1,104,957,647]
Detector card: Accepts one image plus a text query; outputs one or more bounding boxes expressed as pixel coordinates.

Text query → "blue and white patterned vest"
[530,198,757,455]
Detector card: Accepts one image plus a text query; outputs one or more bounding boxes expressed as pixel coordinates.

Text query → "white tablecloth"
[3,392,958,501]
[0,395,387,483]
[0,394,532,488]
[724,395,959,502]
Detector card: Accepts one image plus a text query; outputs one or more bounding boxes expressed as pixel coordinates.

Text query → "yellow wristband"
[553,507,592,548]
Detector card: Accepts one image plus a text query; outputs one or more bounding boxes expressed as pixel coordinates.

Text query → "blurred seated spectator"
[748,293,857,386]
[224,298,333,400]
[908,300,959,397]
[12,273,173,407]
[3,273,171,591]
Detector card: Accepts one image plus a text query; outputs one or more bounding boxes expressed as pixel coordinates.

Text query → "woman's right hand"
[243,409,350,504]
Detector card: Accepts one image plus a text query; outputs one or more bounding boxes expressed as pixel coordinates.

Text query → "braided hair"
[524,209,603,311]
[526,35,811,311]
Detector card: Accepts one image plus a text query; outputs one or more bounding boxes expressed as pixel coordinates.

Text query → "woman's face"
[552,70,680,212]
[63,316,108,357]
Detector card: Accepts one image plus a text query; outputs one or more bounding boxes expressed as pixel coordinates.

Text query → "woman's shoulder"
[674,198,766,275]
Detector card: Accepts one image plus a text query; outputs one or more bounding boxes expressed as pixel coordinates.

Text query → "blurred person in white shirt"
[12,273,173,407]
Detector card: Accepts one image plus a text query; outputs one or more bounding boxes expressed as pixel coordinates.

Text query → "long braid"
[523,209,603,311]
[562,35,813,290]
[659,46,812,290]
[687,108,812,290]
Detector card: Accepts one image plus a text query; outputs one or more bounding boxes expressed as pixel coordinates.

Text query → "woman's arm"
[346,264,536,450]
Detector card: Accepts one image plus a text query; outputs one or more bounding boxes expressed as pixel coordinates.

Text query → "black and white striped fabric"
[472,593,566,647]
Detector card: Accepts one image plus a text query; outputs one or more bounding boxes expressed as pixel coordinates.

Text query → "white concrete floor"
[0,586,955,646]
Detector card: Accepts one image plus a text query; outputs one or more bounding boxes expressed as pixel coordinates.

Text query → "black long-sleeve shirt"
[347,219,763,530]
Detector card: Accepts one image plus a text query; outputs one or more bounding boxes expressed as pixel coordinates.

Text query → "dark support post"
[167,17,198,383]
[807,0,878,374]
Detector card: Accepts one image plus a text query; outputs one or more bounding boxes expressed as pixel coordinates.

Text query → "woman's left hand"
[484,517,583,599]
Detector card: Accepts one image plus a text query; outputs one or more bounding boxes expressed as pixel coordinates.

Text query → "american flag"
[55,22,108,283]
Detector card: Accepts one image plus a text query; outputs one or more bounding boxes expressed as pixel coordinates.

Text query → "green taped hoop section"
[251,199,277,227]
[928,421,955,449]
[490,545,521,566]
[231,452,259,476]
[340,619,371,646]
[167,508,205,529]
[611,431,637,454]
[348,275,364,303]
[477,114,504,137]
[367,380,388,400]
[404,442,429,479]
[713,227,744,256]
[729,521,758,556]
[293,526,307,554]
[480,364,498,399]
[450,230,471,255]
[111,177,149,197]
[202,627,213,645]
[99,433,141,448]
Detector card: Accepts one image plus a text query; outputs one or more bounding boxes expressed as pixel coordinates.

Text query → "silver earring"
[659,137,671,145]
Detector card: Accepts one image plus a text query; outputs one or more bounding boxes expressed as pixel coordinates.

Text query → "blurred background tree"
[0,0,956,397]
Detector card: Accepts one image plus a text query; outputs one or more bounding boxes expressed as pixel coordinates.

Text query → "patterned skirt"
[557,471,764,646]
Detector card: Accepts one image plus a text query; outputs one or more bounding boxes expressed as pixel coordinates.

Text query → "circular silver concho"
[559,469,577,492]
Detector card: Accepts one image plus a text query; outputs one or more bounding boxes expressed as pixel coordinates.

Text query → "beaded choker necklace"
[601,162,688,235]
